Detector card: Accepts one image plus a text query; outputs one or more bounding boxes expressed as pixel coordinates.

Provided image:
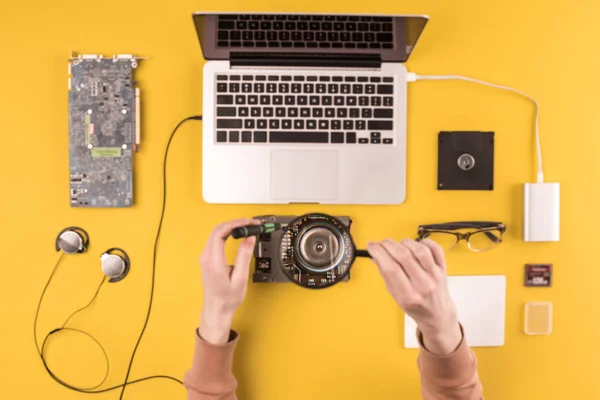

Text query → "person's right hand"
[198,218,259,344]
[367,238,462,355]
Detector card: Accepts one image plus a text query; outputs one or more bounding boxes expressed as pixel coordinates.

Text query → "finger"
[367,241,412,293]
[420,238,447,272]
[380,240,431,292]
[206,218,252,255]
[401,239,437,274]
[231,236,256,288]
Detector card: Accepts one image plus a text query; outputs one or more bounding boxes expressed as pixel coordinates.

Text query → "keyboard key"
[325,108,335,118]
[263,107,273,117]
[332,76,343,82]
[316,84,326,94]
[245,119,255,129]
[358,77,368,83]
[298,21,308,30]
[313,108,323,117]
[358,22,369,31]
[356,121,366,130]
[237,21,247,30]
[268,41,279,47]
[350,108,360,118]
[383,138,393,144]
[352,84,363,94]
[229,131,240,142]
[371,138,381,144]
[346,132,357,143]
[217,83,228,92]
[217,107,236,117]
[229,83,240,92]
[217,119,242,129]
[359,138,369,144]
[291,83,302,93]
[254,131,267,142]
[322,96,332,105]
[368,120,393,130]
[328,32,339,41]
[384,97,394,106]
[322,22,332,30]
[230,75,241,81]
[335,96,344,106]
[267,83,277,93]
[346,96,357,106]
[297,96,308,105]
[239,107,249,117]
[288,108,298,117]
[236,95,246,104]
[341,84,351,94]
[383,43,394,49]
[281,76,292,81]
[374,109,393,118]
[334,22,344,31]
[254,83,265,93]
[270,131,328,143]
[282,41,293,48]
[294,120,304,129]
[328,84,339,94]
[230,41,242,47]
[366,84,375,94]
[365,33,375,42]
[257,119,267,129]
[248,95,258,105]
[216,131,227,142]
[303,83,314,93]
[261,21,271,29]
[307,120,317,130]
[344,120,353,130]
[273,96,283,105]
[218,21,235,29]
[331,132,344,143]
[216,75,228,81]
[377,85,394,94]
[282,119,292,129]
[285,96,295,105]
[332,120,341,130]
[377,33,394,42]
[242,131,252,142]
[318,120,329,129]
[341,32,351,42]
[337,108,348,118]
[371,132,381,139]
[359,96,369,106]
[310,96,320,105]
[370,77,381,83]
[249,21,259,30]
[319,76,331,82]
[344,43,356,48]
[242,83,252,92]
[371,97,382,107]
[276,107,286,117]
[217,94,233,104]
[369,43,381,49]
[269,120,280,129]
[301,108,310,117]
[242,31,253,41]
[279,83,289,93]
[251,107,261,117]
[268,75,279,81]
[362,109,372,118]
[383,77,394,83]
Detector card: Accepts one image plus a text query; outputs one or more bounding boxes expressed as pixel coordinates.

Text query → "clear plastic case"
[524,302,553,335]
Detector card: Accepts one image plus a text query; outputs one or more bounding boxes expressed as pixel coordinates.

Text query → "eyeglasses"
[416,221,506,252]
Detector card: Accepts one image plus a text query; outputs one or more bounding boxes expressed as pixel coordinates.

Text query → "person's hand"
[367,238,462,355]
[198,219,259,344]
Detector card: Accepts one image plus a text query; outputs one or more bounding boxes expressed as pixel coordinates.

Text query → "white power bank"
[523,183,560,242]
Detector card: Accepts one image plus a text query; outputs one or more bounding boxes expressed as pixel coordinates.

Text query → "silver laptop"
[192,13,428,204]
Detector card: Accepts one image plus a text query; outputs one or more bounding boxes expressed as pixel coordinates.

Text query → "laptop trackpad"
[271,150,339,201]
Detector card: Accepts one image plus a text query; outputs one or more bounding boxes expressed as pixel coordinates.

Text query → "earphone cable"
[118,115,203,399]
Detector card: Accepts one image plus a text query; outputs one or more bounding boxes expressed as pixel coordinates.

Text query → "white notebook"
[404,275,506,348]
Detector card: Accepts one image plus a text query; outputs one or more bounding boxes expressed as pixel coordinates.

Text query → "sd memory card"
[525,264,552,287]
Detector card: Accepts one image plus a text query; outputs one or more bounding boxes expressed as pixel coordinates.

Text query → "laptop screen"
[192,13,428,63]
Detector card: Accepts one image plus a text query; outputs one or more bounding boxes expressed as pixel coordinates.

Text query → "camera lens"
[297,225,343,272]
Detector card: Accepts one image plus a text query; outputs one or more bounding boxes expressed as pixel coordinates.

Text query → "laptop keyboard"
[215,74,395,145]
[216,15,394,49]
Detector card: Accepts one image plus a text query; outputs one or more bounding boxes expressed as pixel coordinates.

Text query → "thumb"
[231,236,256,287]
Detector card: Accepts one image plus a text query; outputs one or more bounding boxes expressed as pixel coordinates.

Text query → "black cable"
[34,115,202,396]
[118,115,203,399]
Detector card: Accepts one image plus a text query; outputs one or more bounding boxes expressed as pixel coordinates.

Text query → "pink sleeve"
[417,328,484,400]
[184,329,239,400]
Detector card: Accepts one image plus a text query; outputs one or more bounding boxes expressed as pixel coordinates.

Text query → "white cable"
[412,74,544,183]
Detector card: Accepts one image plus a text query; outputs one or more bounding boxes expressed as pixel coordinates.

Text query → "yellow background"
[1,1,598,399]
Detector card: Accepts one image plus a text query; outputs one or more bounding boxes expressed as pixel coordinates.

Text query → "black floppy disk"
[437,131,494,191]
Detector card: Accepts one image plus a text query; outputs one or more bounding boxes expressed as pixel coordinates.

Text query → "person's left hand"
[198,218,259,344]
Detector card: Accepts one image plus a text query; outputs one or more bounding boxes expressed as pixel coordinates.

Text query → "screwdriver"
[231,222,282,239]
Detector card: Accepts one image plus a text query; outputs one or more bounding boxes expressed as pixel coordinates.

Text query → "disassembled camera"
[253,214,357,289]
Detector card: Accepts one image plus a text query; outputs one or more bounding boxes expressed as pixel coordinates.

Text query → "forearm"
[418,325,483,400]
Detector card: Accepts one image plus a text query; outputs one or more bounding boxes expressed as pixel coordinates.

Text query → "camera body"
[252,215,352,285]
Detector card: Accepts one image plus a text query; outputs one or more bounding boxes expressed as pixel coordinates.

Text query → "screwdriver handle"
[231,223,282,239]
